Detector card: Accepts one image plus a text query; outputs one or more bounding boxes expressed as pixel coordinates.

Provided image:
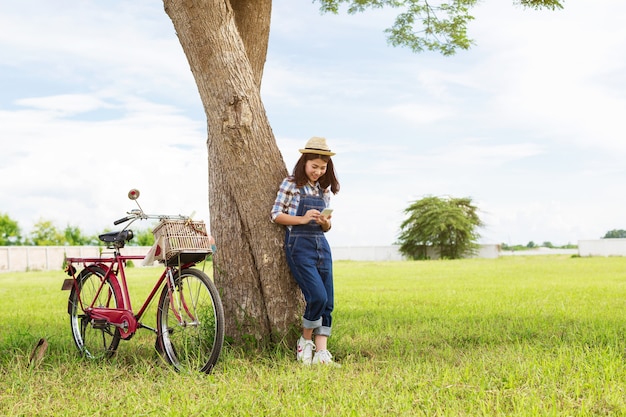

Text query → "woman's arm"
[274,211,320,226]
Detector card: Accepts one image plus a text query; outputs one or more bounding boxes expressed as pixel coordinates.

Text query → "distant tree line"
[0,213,154,246]
[500,241,578,251]
[501,230,626,251]
[499,230,626,252]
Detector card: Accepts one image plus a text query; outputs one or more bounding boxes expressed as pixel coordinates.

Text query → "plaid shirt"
[271,177,331,224]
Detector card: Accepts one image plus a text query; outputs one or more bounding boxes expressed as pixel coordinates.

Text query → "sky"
[1,0,626,247]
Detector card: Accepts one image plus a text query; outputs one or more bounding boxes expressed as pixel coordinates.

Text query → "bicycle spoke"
[157,268,224,373]
[69,266,121,360]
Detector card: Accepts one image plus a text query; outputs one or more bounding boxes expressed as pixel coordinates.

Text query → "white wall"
[500,248,578,256]
[332,246,406,261]
[5,241,624,272]
[332,244,501,261]
[578,239,626,257]
[0,246,151,272]
[0,244,503,272]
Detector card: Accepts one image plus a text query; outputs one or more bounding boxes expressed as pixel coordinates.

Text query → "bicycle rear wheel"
[68,265,122,359]
[156,267,224,373]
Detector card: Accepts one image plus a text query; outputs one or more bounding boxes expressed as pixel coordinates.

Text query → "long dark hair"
[291,153,340,194]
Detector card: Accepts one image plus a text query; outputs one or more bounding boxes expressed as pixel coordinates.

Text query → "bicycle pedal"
[91,319,109,329]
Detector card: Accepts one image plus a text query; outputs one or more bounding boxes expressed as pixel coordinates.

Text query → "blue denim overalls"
[285,186,334,337]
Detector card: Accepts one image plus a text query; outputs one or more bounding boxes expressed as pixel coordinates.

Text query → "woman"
[271,137,340,365]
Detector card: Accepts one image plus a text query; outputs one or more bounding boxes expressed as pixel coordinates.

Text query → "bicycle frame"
[64,251,186,340]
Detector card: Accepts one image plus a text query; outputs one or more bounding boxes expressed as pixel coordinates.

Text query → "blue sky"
[1,1,626,247]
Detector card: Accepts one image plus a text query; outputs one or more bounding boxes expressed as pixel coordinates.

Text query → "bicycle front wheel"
[68,265,122,359]
[156,268,224,373]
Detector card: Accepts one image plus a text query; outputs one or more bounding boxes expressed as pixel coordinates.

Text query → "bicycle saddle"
[99,230,134,244]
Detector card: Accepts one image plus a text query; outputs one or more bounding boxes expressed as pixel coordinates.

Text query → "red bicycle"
[62,189,224,373]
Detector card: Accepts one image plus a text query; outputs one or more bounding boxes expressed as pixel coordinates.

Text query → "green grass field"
[2,256,626,416]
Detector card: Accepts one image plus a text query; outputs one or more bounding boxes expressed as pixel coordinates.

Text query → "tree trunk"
[163,0,303,345]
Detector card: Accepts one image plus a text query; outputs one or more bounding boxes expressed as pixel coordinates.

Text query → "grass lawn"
[1,255,626,416]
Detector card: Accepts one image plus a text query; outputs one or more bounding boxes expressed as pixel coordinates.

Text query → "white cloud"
[386,102,452,125]
[16,94,111,114]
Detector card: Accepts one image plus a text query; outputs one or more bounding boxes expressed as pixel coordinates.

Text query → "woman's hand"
[316,211,332,231]
[301,209,321,224]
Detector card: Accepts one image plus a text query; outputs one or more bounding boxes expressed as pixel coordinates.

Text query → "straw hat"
[299,136,336,156]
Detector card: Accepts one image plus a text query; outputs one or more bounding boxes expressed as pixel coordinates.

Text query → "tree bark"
[163,0,303,345]
[230,0,271,87]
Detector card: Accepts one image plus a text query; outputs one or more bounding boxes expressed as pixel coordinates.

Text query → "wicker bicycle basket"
[152,219,212,266]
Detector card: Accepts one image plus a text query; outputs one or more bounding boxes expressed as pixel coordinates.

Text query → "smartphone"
[320,208,333,217]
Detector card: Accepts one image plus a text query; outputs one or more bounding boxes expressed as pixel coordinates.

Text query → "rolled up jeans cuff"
[314,326,331,337]
[302,317,322,329]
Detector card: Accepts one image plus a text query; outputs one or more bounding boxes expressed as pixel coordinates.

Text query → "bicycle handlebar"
[113,216,132,225]
[112,190,196,228]
[113,211,191,227]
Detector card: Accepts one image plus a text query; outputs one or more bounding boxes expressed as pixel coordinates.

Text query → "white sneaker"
[311,349,339,366]
[296,337,315,365]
